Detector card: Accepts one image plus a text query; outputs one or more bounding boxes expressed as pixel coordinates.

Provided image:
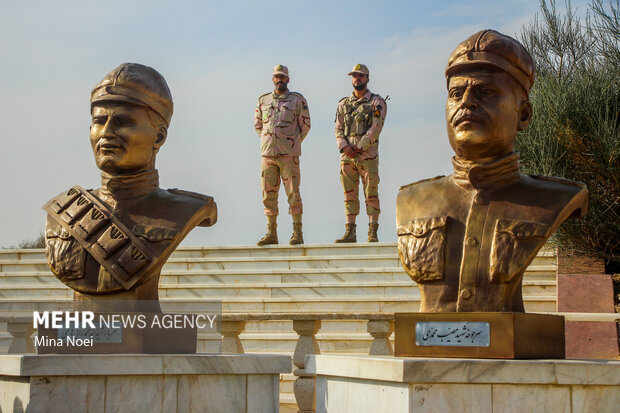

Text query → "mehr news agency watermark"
[32,310,218,348]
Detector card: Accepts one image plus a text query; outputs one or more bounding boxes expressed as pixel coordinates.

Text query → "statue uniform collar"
[99,169,159,205]
[452,152,520,191]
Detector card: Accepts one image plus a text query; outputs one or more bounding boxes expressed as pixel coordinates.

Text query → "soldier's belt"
[42,186,156,290]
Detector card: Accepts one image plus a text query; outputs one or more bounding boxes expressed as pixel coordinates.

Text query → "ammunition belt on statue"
[42,186,157,290]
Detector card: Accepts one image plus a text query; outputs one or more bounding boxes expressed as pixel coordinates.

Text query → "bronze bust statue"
[43,63,217,311]
[396,30,588,313]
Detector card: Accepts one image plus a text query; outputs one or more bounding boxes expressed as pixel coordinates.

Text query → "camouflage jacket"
[254,90,311,157]
[335,90,387,161]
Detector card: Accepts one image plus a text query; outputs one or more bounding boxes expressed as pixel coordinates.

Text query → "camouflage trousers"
[340,158,380,216]
[261,155,302,216]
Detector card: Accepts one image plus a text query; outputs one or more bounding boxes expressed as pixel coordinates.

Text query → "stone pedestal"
[557,273,619,358]
[307,355,620,413]
[0,354,290,413]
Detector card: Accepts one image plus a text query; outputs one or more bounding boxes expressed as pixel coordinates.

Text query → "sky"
[0,0,589,248]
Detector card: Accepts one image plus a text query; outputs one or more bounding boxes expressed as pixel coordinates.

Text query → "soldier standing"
[335,64,387,243]
[254,65,311,245]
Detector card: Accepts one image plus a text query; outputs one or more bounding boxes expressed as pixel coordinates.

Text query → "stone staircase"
[0,243,558,410]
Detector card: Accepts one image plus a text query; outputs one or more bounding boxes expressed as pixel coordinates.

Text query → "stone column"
[219,320,245,354]
[7,320,35,354]
[293,319,321,413]
[367,319,394,356]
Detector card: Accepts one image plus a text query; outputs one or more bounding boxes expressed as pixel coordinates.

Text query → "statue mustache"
[96,135,124,150]
[451,108,488,126]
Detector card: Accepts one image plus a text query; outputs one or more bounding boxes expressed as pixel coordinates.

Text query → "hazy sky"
[0,0,588,248]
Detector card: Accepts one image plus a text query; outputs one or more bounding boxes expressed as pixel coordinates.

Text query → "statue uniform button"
[474,195,483,204]
[460,289,471,299]
[466,237,477,246]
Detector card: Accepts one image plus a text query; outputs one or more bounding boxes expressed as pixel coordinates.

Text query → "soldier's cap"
[348,63,369,76]
[445,29,535,95]
[273,64,289,77]
[91,63,173,127]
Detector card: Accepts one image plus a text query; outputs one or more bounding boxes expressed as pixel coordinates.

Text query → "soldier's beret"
[445,29,535,95]
[91,63,173,127]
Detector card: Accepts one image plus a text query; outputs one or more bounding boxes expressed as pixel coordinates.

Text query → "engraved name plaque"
[415,321,490,347]
[59,325,123,344]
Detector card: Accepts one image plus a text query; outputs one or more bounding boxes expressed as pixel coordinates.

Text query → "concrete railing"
[6,311,619,413]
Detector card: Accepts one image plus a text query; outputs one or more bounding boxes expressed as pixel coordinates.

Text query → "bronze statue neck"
[99,169,159,204]
[452,152,520,191]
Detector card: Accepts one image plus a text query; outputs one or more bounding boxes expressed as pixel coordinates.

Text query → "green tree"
[518,0,620,272]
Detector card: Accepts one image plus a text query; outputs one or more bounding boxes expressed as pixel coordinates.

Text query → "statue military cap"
[91,63,174,126]
[445,29,535,95]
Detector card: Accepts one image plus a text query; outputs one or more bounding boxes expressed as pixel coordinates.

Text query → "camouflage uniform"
[255,89,310,216]
[335,90,387,216]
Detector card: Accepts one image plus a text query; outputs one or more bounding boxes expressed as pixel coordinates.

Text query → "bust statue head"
[90,63,173,175]
[444,30,535,163]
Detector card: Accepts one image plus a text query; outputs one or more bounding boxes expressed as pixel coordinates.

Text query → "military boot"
[257,224,278,246]
[368,222,379,242]
[289,223,304,245]
[335,223,357,243]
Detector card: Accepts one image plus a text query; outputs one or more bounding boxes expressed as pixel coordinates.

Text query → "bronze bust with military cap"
[395,30,587,358]
[43,63,217,312]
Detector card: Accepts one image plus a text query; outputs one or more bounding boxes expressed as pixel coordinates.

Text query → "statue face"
[90,103,164,174]
[446,70,530,161]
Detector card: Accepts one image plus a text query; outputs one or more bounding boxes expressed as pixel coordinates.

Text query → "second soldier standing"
[335,64,387,243]
[254,65,311,245]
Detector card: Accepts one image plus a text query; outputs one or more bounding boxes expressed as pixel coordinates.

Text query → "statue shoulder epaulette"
[167,188,214,203]
[399,175,445,191]
[528,175,586,189]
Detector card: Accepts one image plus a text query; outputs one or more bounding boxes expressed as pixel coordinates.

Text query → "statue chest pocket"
[45,223,86,281]
[397,216,447,283]
[489,219,549,284]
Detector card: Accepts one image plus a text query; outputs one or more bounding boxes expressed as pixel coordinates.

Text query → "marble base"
[0,354,290,413]
[307,355,620,413]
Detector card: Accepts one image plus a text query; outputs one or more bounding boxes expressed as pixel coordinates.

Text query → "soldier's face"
[90,103,165,174]
[446,70,531,161]
[351,73,368,91]
[272,75,289,93]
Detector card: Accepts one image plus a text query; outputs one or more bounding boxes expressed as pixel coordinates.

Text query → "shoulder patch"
[258,92,271,100]
[528,175,586,189]
[290,91,304,99]
[399,175,445,191]
[167,188,214,203]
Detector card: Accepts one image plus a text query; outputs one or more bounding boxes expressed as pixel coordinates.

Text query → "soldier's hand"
[343,145,358,158]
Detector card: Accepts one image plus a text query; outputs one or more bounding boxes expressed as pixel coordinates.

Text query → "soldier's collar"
[99,169,159,204]
[452,152,520,191]
[350,90,372,102]
[272,90,290,99]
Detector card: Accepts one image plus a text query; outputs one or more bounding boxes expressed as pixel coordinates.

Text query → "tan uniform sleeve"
[334,100,348,151]
[358,96,387,151]
[297,96,311,141]
[254,98,263,137]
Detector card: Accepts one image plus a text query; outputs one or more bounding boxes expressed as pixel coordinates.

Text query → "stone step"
[0,244,558,261]
[0,280,556,300]
[0,296,557,313]
[0,263,558,286]
[0,243,400,261]
[0,255,404,273]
